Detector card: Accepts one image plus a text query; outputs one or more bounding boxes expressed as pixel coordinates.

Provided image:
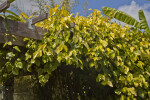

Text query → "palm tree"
[102,7,150,34]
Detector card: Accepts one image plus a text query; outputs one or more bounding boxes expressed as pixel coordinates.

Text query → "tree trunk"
[2,77,14,100]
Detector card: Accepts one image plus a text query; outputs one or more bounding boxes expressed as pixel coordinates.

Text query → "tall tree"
[83,0,89,16]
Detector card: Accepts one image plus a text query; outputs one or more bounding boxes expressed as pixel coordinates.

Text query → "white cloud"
[117,0,150,26]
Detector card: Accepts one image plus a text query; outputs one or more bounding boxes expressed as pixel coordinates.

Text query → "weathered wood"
[0,15,75,46]
[0,16,45,46]
[0,1,10,12]
[2,77,14,100]
[32,13,48,25]
[0,17,44,40]
[0,33,25,46]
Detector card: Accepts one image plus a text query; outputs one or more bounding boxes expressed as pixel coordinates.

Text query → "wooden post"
[2,77,14,100]
[0,1,10,13]
[31,13,48,25]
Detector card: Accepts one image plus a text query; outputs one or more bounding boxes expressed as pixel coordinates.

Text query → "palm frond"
[139,10,149,32]
[102,7,141,28]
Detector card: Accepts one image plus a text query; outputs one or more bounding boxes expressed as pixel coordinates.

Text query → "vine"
[0,5,150,99]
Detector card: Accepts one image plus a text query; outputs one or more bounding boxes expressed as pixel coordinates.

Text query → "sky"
[0,0,150,25]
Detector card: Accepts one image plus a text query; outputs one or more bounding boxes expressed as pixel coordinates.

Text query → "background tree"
[83,0,88,16]
[102,7,150,35]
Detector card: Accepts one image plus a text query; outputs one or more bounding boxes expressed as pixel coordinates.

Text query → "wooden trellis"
[0,1,48,100]
[0,1,47,46]
[0,1,75,100]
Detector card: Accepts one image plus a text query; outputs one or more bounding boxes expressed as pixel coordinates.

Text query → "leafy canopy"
[0,5,150,100]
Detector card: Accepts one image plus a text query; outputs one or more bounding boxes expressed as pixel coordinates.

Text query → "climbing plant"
[0,4,150,100]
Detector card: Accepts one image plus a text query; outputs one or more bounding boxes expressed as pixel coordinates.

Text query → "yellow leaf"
[56,44,63,54]
[107,80,113,87]
[117,56,122,61]
[110,52,115,59]
[130,47,135,52]
[63,44,68,52]
[75,25,79,31]
[128,87,137,96]
[106,48,110,52]
[21,12,28,19]
[110,33,115,38]
[146,49,149,54]
[120,33,125,38]
[98,45,103,51]
[117,44,122,48]
[45,5,50,8]
[100,40,108,47]
[83,42,90,50]
[28,15,34,19]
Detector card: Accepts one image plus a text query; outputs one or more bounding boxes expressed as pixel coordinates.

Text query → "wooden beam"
[0,15,75,46]
[32,13,48,25]
[0,33,25,46]
[0,1,10,13]
[0,16,45,44]
[0,16,45,46]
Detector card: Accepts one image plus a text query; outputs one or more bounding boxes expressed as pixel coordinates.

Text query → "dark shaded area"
[33,64,116,100]
[2,77,14,100]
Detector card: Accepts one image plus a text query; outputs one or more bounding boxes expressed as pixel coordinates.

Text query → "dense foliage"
[0,5,150,99]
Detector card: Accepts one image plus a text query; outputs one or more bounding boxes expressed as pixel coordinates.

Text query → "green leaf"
[138,90,145,98]
[6,15,20,21]
[6,52,15,59]
[115,89,122,95]
[128,87,137,96]
[107,80,113,87]
[56,44,63,54]
[139,10,149,32]
[83,42,90,49]
[12,68,19,75]
[33,50,42,59]
[5,10,19,18]
[9,0,15,3]
[63,44,68,52]
[137,61,144,69]
[16,62,23,69]
[33,51,39,59]
[100,40,108,47]
[35,59,41,66]
[102,7,141,28]
[3,41,12,48]
[13,46,21,52]
[25,53,32,60]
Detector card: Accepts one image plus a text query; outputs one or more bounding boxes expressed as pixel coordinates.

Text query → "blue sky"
[75,0,150,19]
[1,0,150,25]
[75,0,150,25]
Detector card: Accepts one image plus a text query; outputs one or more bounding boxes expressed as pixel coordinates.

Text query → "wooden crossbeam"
[32,13,48,25]
[0,1,10,13]
[0,33,25,46]
[0,14,75,46]
[0,17,44,40]
[0,16,45,46]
